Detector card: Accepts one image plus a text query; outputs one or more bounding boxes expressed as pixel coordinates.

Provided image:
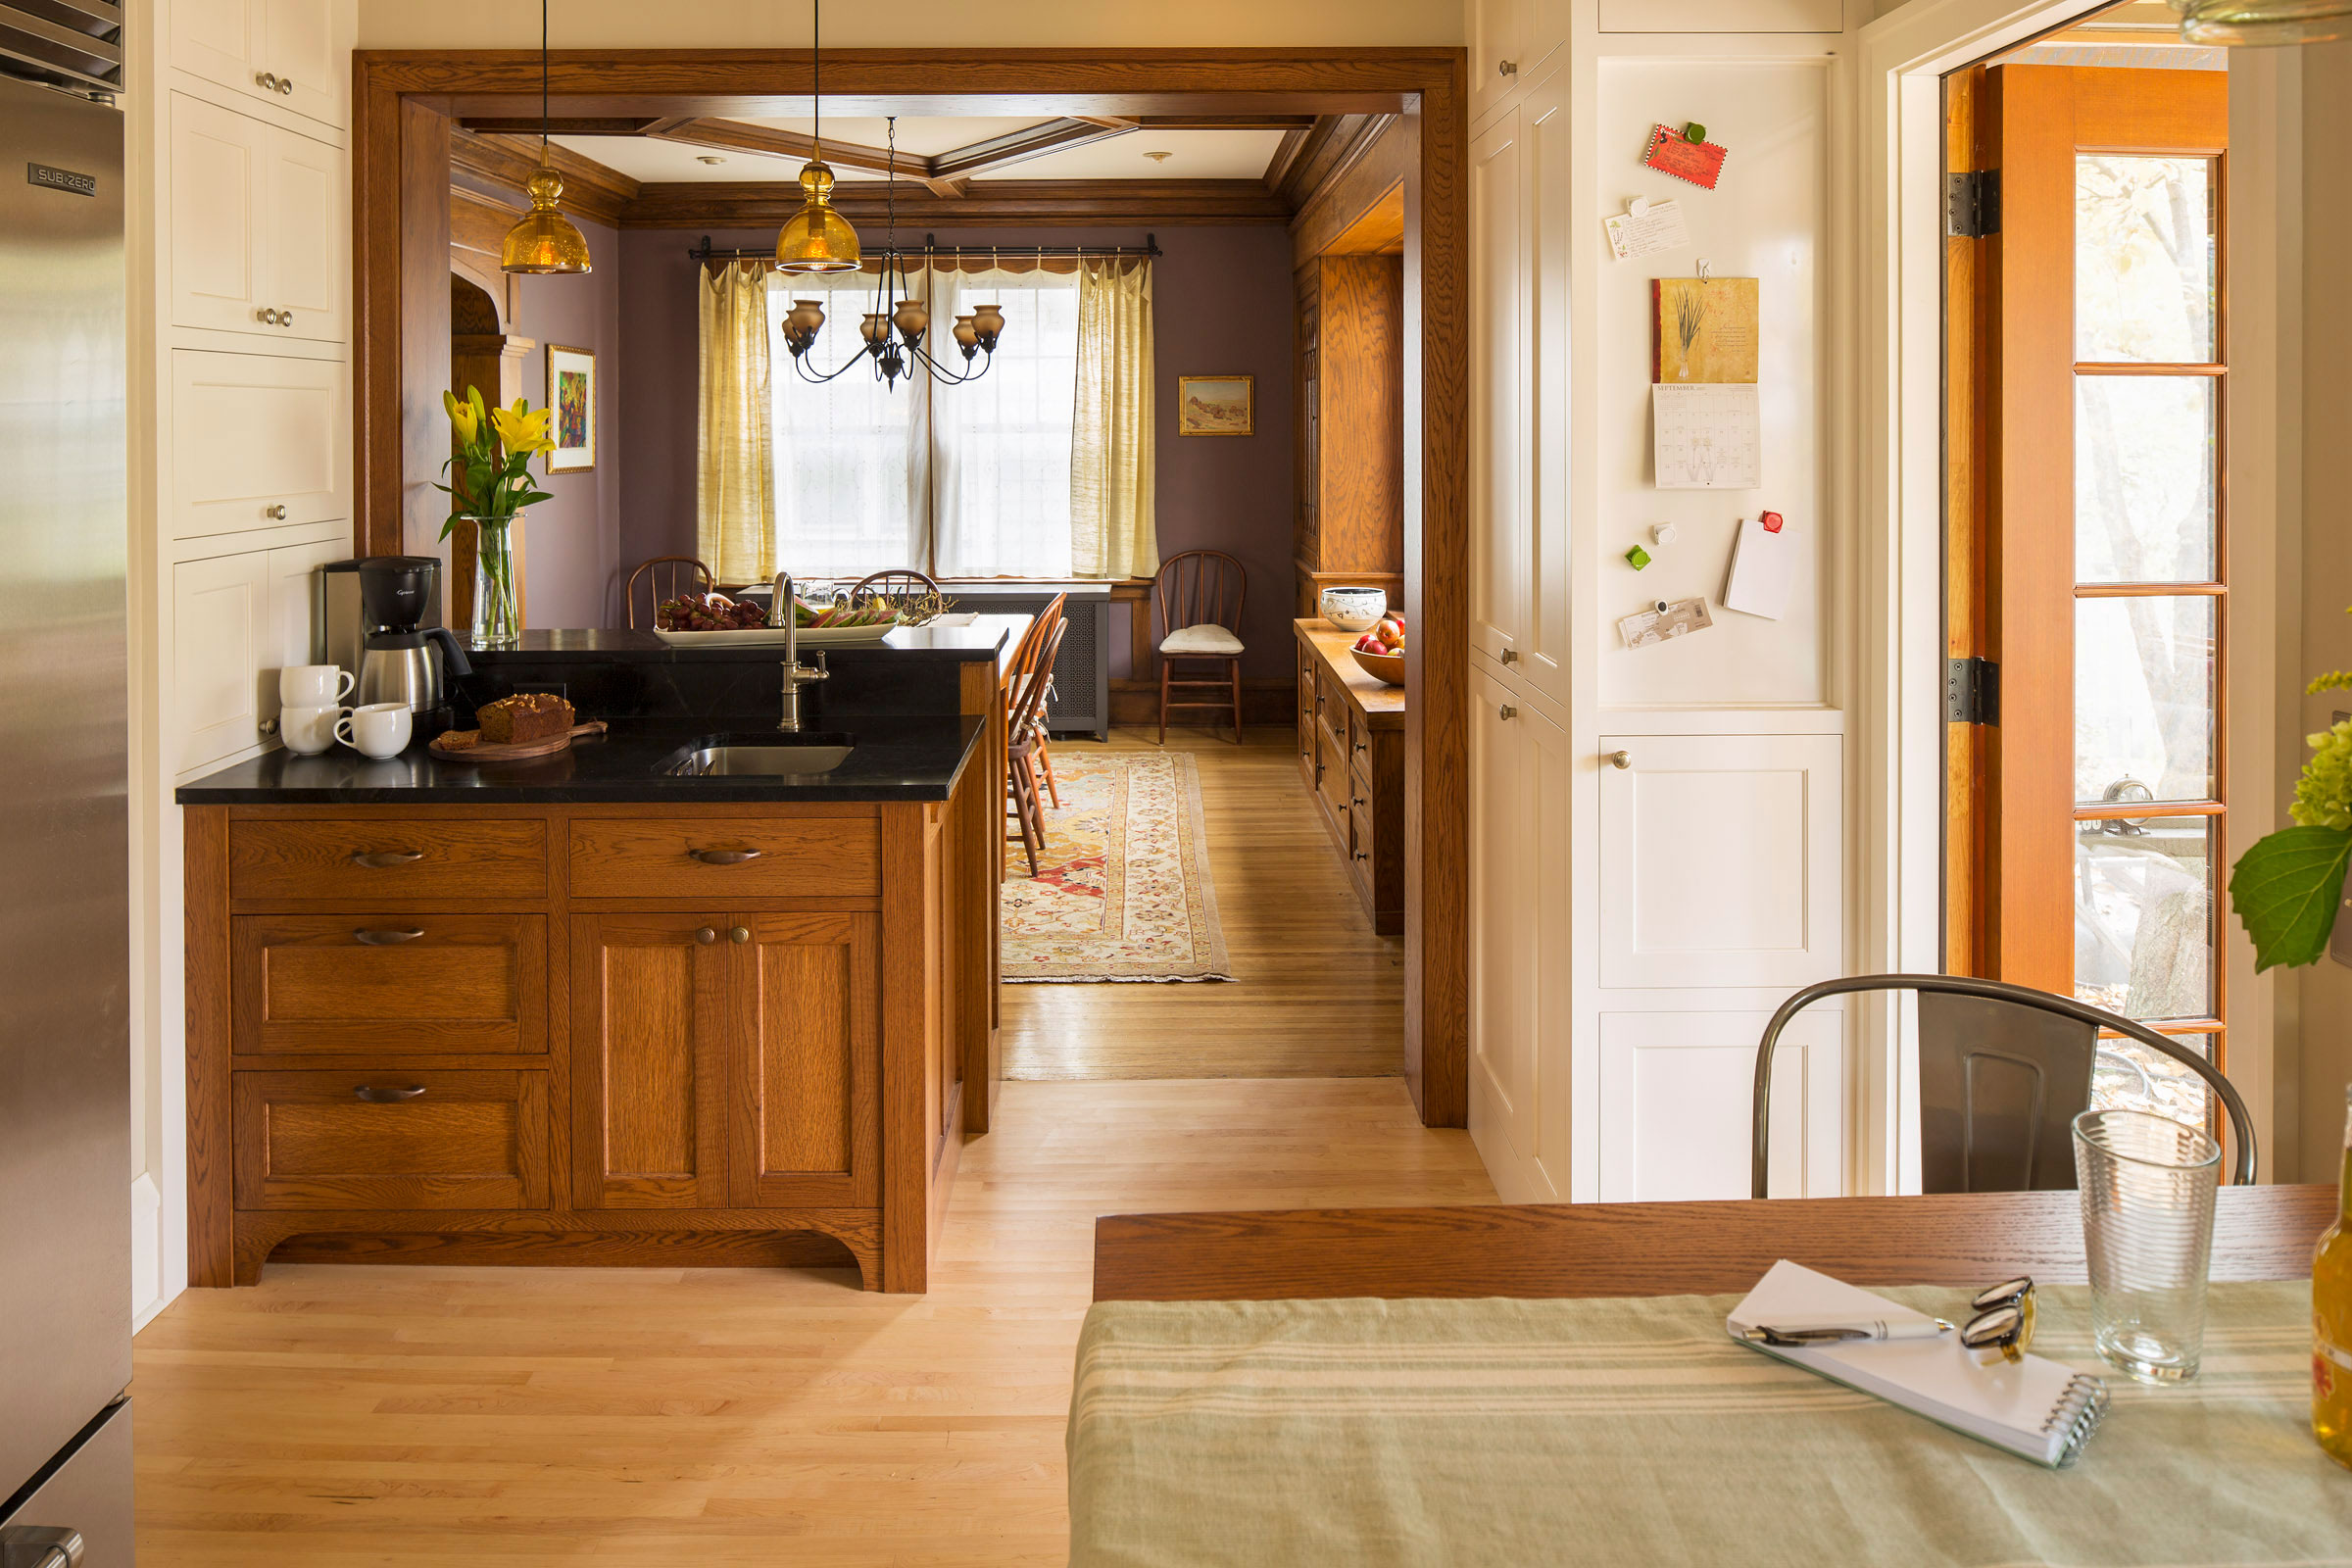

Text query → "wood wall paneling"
[1313,256,1405,576]
[395,98,452,561]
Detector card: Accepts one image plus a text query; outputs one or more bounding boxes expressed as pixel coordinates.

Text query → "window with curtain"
[765,273,929,578]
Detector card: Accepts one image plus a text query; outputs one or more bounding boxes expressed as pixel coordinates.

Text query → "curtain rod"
[688,231,1160,263]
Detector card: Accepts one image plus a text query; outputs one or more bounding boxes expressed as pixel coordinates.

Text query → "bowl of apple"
[1348,613,1407,686]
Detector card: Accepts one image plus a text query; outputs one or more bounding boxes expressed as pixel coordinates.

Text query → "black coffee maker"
[320,557,471,717]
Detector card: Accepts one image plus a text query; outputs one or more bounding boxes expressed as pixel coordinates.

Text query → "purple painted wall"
[507,214,623,629]
[612,222,1297,677]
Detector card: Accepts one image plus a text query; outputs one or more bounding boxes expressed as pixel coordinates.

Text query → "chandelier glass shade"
[500,0,591,275]
[2174,0,2352,43]
[778,254,1004,389]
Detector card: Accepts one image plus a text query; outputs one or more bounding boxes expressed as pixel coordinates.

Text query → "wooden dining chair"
[848,567,943,606]
[1152,550,1247,744]
[1007,593,1068,808]
[1751,974,2257,1198]
[1004,619,1068,879]
[623,556,713,629]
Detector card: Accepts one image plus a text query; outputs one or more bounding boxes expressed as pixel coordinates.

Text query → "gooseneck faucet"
[768,570,830,732]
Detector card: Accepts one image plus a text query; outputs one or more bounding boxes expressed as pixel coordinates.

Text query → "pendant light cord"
[811,0,822,163]
[540,0,549,160]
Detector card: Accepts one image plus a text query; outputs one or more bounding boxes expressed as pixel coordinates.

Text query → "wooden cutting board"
[429,719,607,761]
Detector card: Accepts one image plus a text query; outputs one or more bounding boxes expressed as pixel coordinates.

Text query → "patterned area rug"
[1002,750,1235,983]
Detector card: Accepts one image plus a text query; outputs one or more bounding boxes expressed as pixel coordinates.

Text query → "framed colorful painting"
[546,344,596,472]
[1177,374,1253,436]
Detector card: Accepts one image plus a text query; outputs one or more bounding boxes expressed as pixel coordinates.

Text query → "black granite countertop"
[472,616,1027,665]
[173,714,988,806]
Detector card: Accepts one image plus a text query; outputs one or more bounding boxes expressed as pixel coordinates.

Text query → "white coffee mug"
[335,701,413,760]
[281,663,355,709]
[279,703,340,756]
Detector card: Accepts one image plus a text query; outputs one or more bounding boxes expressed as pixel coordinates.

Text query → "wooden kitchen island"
[176,625,1019,1295]
[1294,619,1404,935]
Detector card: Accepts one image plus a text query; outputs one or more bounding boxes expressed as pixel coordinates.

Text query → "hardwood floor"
[1002,726,1403,1080]
[131,1077,1495,1566]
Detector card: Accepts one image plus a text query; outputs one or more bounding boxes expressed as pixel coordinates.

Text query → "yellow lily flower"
[443,388,480,448]
[490,404,554,457]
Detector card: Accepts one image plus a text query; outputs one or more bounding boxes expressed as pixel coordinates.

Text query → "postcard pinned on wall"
[1643,123,1729,191]
[1654,276,1759,383]
[1722,511,1797,619]
[1618,596,1715,650]
[1652,382,1760,490]
[1605,196,1690,262]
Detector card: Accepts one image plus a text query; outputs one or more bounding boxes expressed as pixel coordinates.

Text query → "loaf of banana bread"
[476,692,575,745]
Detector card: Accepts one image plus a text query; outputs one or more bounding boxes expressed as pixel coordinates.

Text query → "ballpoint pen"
[1740,1316,1955,1347]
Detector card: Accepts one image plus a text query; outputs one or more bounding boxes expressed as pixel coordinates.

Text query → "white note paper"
[1722,514,1796,619]
[1604,197,1690,262]
[1617,596,1714,650]
[1652,383,1761,490]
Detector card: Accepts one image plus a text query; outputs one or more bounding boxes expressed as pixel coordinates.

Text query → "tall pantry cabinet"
[129,0,355,1320]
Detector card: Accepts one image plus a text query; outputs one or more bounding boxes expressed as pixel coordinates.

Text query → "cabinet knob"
[276,76,294,95]
[256,307,279,325]
[729,926,752,944]
[277,307,295,326]
[256,71,279,90]
[1499,649,1520,665]
[695,926,717,945]
[1498,705,1518,720]
[1609,750,1633,770]
[1498,59,1519,76]
[689,848,761,865]
[265,503,288,519]
[353,1084,425,1103]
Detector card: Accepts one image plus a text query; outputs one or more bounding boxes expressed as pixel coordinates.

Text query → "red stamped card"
[1643,124,1728,191]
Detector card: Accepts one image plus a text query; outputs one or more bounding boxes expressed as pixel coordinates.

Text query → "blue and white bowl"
[1319,586,1388,633]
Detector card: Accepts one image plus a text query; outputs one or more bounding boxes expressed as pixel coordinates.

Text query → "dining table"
[1070,1188,2348,1568]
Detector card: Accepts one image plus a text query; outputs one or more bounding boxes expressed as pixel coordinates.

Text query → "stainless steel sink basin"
[662,732,855,778]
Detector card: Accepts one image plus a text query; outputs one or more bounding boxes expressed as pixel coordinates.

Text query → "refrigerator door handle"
[0,1525,84,1568]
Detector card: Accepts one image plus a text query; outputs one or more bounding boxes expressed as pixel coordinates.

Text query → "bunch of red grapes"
[656,593,767,632]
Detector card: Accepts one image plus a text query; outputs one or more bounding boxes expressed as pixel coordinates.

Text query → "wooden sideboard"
[1294,620,1404,935]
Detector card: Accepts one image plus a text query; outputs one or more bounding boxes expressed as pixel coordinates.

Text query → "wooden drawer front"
[569,815,881,900]
[1317,725,1351,824]
[229,818,549,903]
[232,1068,549,1210]
[1350,799,1375,877]
[231,915,546,1055]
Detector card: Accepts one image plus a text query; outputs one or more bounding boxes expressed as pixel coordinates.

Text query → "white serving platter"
[652,621,899,648]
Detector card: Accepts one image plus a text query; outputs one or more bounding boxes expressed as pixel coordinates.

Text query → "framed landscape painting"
[1177,374,1253,436]
[546,344,596,472]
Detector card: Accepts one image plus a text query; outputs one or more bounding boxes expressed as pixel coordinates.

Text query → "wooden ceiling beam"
[456,116,666,136]
[619,176,1289,229]
[448,127,642,228]
[646,116,971,197]
[927,117,1135,180]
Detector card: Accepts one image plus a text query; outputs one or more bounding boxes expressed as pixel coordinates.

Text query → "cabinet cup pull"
[265,503,288,519]
[256,71,280,90]
[1352,795,1367,807]
[689,848,761,865]
[354,1084,425,1103]
[354,927,424,946]
[1609,750,1633,770]
[729,926,751,944]
[1354,850,1370,861]
[349,849,424,868]
[695,926,717,945]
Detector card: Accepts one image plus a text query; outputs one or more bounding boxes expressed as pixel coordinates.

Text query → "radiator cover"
[940,583,1111,740]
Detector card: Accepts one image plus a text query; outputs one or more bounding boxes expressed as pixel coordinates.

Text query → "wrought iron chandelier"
[778,117,1005,389]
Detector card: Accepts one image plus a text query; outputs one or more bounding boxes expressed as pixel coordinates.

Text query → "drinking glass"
[2074,1107,2221,1384]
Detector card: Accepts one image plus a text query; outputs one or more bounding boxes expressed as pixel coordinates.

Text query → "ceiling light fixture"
[2173,0,2352,43]
[500,0,593,275]
[1144,150,1174,163]
[779,117,1004,391]
[774,0,861,274]
[697,154,726,165]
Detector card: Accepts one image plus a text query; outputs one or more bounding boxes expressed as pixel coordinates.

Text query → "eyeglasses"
[1959,1276,2036,1363]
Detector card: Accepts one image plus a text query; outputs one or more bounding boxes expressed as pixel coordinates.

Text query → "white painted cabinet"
[1469,106,1527,670]
[263,536,341,712]
[1468,669,1574,1203]
[172,0,351,129]
[1596,733,1842,990]
[1470,0,1568,126]
[171,93,344,342]
[1597,1006,1843,1201]
[168,351,348,541]
[172,552,270,776]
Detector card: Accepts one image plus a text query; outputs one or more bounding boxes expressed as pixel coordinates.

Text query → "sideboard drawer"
[568,814,881,899]
[228,817,549,903]
[230,914,546,1055]
[231,1067,549,1210]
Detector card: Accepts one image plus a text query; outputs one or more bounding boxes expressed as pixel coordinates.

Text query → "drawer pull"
[264,502,288,519]
[689,848,761,865]
[1353,795,1367,808]
[353,927,425,946]
[353,1084,426,1103]
[349,849,424,868]
[1354,850,1370,861]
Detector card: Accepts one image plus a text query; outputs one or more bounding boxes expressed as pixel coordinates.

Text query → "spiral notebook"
[1726,1261,2108,1468]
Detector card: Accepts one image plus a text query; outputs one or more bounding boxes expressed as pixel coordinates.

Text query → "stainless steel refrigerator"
[0,5,133,1565]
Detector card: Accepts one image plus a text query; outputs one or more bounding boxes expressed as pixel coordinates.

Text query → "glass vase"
[462,514,520,650]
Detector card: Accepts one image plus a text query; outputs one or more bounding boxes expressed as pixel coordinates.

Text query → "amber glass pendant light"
[775,0,862,274]
[2174,0,2352,44]
[501,0,593,275]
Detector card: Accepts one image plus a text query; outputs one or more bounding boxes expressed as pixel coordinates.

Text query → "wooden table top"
[1093,1186,2338,1301]
[1295,618,1406,725]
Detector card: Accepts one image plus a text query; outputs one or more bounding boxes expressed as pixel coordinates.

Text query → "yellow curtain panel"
[1071,257,1157,580]
[696,261,773,586]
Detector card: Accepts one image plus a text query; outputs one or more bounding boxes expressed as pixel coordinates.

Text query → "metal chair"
[623,555,713,629]
[1152,549,1247,744]
[848,567,942,606]
[1751,974,2255,1198]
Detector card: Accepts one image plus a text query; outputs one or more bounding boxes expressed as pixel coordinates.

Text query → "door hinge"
[1946,170,1999,238]
[1946,657,2000,725]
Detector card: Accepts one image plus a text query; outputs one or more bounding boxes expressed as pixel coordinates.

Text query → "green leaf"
[2229,825,2352,970]
[513,490,555,510]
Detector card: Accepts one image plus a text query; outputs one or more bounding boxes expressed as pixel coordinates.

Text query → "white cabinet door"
[172,552,270,775]
[1469,106,1528,669]
[1521,72,1572,714]
[1470,0,1533,125]
[263,122,344,342]
[169,351,348,541]
[170,95,267,336]
[260,537,341,722]
[171,0,268,107]
[259,0,350,130]
[1597,1008,1844,1201]
[1597,733,1842,990]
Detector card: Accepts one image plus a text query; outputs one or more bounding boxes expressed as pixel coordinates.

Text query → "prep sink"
[662,732,856,778]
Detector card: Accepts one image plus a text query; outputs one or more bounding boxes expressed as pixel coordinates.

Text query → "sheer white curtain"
[766,271,929,578]
[932,267,1081,578]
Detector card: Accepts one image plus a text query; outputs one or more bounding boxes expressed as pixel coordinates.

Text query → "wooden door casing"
[570,913,732,1210]
[730,913,880,1208]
